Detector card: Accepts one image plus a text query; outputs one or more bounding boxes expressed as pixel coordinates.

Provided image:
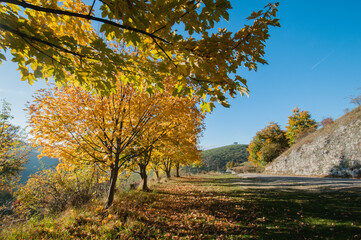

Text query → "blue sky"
[1,0,360,150]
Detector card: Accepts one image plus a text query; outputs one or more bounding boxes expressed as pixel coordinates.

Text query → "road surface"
[236,173,361,192]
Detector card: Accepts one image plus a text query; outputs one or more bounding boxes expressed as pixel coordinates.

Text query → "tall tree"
[285,107,318,145]
[27,83,175,208]
[0,0,280,109]
[0,99,30,191]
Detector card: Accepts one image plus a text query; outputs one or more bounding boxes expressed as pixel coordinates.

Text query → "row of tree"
[25,80,205,208]
[247,107,319,167]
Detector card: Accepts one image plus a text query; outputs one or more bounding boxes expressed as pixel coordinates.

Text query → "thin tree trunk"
[105,165,119,209]
[140,163,150,191]
[175,163,180,177]
[155,169,160,183]
[165,168,171,178]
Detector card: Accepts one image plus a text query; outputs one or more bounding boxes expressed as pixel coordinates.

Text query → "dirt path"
[236,173,361,192]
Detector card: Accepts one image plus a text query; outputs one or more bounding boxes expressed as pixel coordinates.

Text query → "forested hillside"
[199,144,249,172]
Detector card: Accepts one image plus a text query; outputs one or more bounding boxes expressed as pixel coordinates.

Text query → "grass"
[1,174,361,239]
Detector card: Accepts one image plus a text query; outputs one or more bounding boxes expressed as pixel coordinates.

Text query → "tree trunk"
[140,163,150,191]
[164,158,172,179]
[175,163,180,177]
[155,170,160,183]
[165,168,171,178]
[105,165,119,209]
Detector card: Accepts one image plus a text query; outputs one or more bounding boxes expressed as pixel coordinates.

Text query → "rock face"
[265,106,361,177]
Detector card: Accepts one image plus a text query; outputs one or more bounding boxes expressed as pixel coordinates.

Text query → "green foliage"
[0,99,30,191]
[285,107,318,145]
[200,144,249,172]
[247,122,289,167]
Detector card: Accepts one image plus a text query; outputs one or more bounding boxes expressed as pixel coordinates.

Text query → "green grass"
[1,174,360,239]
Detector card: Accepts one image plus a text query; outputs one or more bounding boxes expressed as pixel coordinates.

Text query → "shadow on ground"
[147,175,361,239]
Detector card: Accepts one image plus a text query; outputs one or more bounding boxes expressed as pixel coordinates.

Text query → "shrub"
[15,165,107,215]
[247,122,289,167]
[320,117,334,127]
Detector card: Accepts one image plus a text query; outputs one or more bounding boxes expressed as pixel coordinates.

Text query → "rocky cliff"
[265,106,361,177]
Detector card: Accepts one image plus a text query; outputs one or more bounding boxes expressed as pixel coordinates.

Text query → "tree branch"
[0,23,85,58]
[1,0,169,44]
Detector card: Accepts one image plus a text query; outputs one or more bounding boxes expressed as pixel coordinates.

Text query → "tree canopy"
[27,81,204,207]
[0,0,280,110]
[247,122,288,167]
[285,107,318,145]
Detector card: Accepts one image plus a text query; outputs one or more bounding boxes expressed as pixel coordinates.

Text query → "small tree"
[285,107,318,145]
[346,88,361,106]
[0,99,30,191]
[226,161,236,170]
[247,122,289,167]
[320,117,334,127]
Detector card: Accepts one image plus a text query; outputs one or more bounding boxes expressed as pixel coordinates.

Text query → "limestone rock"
[265,106,361,177]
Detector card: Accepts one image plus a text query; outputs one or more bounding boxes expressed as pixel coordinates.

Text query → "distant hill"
[266,106,361,176]
[19,150,59,184]
[200,144,249,172]
[0,151,58,204]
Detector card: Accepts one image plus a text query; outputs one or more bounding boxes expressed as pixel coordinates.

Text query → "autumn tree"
[0,0,280,109]
[247,122,288,167]
[168,118,203,178]
[320,117,334,127]
[129,95,198,190]
[0,99,30,191]
[27,83,176,208]
[226,161,236,170]
[285,107,318,145]
[131,95,203,189]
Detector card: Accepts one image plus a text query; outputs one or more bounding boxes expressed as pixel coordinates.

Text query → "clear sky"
[1,0,360,150]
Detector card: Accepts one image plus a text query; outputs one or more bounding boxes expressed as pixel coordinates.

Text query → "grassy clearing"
[1,174,361,239]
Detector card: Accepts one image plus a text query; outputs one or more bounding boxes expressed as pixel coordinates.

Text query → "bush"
[233,162,264,173]
[15,166,107,215]
[320,117,334,127]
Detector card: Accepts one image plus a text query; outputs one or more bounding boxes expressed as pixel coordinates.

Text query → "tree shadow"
[149,176,361,239]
